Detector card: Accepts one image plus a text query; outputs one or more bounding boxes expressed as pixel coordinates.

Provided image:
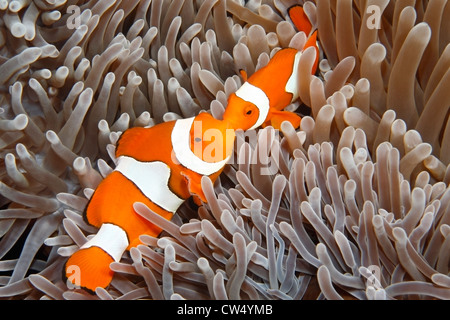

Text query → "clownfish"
[223,5,319,131]
[64,112,235,292]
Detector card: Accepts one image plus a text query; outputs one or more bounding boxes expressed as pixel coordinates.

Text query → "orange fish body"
[64,113,234,292]
[223,5,319,131]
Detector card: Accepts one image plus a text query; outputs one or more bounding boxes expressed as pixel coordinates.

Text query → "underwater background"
[0,0,449,299]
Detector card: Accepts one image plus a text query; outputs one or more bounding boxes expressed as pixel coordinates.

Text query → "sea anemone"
[0,0,449,300]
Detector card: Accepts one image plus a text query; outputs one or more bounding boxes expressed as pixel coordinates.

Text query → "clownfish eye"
[244,106,254,116]
[194,137,202,142]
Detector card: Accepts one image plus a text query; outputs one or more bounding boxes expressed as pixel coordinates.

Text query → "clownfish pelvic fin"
[180,170,207,204]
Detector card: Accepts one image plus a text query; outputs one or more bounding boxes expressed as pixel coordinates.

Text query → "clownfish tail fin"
[64,246,114,293]
[287,4,313,37]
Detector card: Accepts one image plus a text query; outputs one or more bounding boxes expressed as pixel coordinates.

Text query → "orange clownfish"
[64,112,235,292]
[223,4,319,131]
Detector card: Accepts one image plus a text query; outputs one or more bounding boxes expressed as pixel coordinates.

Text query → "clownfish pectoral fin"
[181,171,207,203]
[266,110,302,130]
[288,4,313,37]
[239,69,248,82]
[64,246,114,293]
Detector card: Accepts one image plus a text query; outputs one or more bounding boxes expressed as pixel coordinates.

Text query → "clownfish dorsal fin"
[287,4,313,37]
[239,69,248,82]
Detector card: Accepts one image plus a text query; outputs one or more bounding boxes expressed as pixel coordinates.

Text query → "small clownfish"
[222,4,319,131]
[64,112,235,292]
